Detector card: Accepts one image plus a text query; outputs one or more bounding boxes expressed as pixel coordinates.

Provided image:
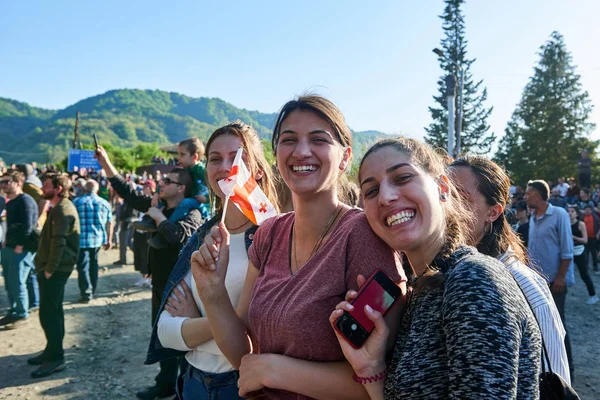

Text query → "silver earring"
[485,221,493,236]
[440,193,447,201]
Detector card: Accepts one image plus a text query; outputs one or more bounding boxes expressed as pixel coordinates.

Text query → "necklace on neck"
[291,204,344,275]
[225,218,252,232]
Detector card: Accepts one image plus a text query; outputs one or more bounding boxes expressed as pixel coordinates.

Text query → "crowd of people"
[152,155,179,166]
[507,174,600,308]
[0,94,593,399]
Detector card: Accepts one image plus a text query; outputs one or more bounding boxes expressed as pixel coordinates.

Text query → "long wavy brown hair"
[450,156,528,265]
[359,137,476,287]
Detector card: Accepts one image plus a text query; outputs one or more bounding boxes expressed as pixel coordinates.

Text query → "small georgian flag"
[218,147,277,225]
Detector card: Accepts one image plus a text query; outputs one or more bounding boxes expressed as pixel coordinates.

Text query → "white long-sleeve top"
[157,232,248,373]
[498,249,571,384]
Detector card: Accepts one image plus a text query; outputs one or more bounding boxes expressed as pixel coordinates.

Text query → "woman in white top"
[156,121,279,399]
[449,155,571,384]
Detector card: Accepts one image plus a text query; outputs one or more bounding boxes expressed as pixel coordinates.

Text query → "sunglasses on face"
[0,180,12,185]
[161,177,183,186]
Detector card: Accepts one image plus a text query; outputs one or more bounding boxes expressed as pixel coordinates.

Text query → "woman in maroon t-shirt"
[192,95,406,399]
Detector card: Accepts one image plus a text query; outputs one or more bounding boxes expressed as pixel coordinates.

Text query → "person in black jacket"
[113,189,137,265]
[577,149,592,190]
[95,147,204,400]
[0,171,39,329]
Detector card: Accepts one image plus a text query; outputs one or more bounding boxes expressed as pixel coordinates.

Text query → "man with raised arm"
[95,146,203,400]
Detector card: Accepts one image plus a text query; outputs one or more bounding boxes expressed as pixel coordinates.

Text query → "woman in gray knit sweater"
[330,138,542,399]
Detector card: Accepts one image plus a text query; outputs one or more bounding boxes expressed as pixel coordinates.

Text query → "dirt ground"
[0,248,599,399]
[0,248,157,399]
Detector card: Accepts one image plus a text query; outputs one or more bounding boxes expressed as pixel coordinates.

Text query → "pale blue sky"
[1,0,598,145]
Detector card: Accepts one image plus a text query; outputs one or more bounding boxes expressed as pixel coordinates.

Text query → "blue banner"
[68,149,102,172]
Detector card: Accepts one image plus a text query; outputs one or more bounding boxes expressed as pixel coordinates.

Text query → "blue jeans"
[1,249,10,313]
[1,247,35,318]
[177,365,243,400]
[77,247,100,298]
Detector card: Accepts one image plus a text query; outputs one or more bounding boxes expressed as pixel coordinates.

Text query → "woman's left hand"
[238,353,277,397]
[164,280,201,319]
[329,300,389,378]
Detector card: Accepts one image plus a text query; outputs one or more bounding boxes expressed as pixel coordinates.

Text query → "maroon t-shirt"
[248,208,404,399]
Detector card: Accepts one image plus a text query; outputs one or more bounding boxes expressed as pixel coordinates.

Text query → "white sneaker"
[586,295,599,305]
[133,277,146,287]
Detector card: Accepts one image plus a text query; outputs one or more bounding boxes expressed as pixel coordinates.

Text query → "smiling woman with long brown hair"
[330,138,542,399]
[145,121,279,399]
[191,95,405,400]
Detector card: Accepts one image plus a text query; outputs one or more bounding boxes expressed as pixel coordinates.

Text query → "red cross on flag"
[218,147,277,226]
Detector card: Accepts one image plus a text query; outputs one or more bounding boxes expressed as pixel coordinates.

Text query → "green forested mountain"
[0,89,389,165]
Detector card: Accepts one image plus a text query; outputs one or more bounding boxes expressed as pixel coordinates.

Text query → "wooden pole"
[72,111,80,149]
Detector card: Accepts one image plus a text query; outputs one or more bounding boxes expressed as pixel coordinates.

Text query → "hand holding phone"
[93,133,99,150]
[334,270,401,349]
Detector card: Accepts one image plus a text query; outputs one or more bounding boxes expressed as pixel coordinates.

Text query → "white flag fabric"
[217,147,277,225]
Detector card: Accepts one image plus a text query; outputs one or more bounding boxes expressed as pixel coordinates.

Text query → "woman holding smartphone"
[330,138,541,399]
[449,155,571,384]
[192,95,405,399]
[145,121,279,399]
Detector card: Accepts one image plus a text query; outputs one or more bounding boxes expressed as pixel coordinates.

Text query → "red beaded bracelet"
[352,369,387,384]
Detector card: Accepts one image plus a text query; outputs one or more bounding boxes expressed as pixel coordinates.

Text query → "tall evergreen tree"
[425,0,495,155]
[495,31,596,185]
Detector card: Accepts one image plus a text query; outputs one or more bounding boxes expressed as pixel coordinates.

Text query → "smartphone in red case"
[334,269,401,348]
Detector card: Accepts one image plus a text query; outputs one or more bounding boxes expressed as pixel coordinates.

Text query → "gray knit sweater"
[384,246,541,399]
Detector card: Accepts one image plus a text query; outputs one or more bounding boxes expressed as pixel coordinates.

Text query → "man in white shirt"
[555,177,570,198]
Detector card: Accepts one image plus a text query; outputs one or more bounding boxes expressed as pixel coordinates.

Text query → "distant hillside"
[0,89,389,164]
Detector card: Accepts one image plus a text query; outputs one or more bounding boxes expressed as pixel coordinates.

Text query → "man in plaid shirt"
[73,179,112,303]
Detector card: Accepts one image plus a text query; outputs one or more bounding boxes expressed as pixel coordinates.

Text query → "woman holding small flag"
[145,121,279,399]
[193,95,406,399]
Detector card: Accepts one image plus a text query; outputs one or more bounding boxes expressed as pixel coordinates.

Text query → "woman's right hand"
[191,222,230,304]
[329,277,389,378]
